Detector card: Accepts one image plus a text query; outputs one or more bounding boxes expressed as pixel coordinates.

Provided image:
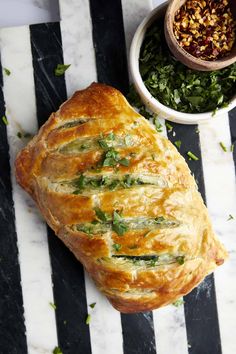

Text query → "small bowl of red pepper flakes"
[173,0,236,61]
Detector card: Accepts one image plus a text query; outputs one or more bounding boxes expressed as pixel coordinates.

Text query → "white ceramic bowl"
[129,2,236,125]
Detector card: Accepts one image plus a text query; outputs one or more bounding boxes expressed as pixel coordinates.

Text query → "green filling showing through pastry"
[58,118,89,129]
[70,174,165,194]
[103,254,185,267]
[60,132,134,154]
[76,212,179,236]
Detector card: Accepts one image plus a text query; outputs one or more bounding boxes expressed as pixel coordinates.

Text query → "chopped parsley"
[187,151,199,161]
[139,20,236,114]
[227,214,234,221]
[53,347,63,354]
[231,143,235,152]
[55,64,71,76]
[89,302,96,309]
[49,302,57,310]
[176,256,185,265]
[165,122,173,132]
[102,148,130,168]
[112,211,128,236]
[2,115,8,125]
[172,298,184,307]
[112,243,122,252]
[3,68,11,76]
[153,116,163,132]
[174,140,182,149]
[86,314,91,325]
[219,142,227,152]
[94,207,111,222]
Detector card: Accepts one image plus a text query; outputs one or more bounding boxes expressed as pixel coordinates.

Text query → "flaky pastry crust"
[15,83,228,313]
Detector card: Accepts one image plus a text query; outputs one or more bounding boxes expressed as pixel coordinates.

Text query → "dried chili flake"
[173,0,236,61]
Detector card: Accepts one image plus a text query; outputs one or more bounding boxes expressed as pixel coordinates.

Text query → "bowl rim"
[129,2,236,124]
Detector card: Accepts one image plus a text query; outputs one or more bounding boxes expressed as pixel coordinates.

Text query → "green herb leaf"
[55,64,71,76]
[154,117,163,132]
[112,243,122,252]
[231,143,235,152]
[86,314,91,325]
[119,158,130,167]
[172,298,184,307]
[174,140,182,149]
[219,142,227,152]
[89,302,96,309]
[2,115,8,125]
[53,347,63,354]
[49,302,57,310]
[94,208,111,222]
[17,132,22,139]
[187,151,199,161]
[176,256,185,265]
[227,214,234,221]
[165,122,173,132]
[3,68,11,76]
[112,211,128,236]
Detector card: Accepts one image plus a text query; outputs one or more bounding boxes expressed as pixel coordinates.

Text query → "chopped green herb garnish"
[89,302,96,309]
[165,122,173,132]
[139,21,236,114]
[2,115,8,125]
[176,256,185,265]
[102,149,120,167]
[219,142,227,152]
[112,211,128,236]
[231,143,235,152]
[3,68,11,76]
[119,158,130,167]
[153,117,163,132]
[94,207,111,222]
[227,214,234,221]
[17,132,22,139]
[187,151,199,161]
[55,64,71,76]
[53,347,63,354]
[49,302,57,310]
[86,314,91,325]
[174,140,182,149]
[172,298,184,307]
[112,243,122,252]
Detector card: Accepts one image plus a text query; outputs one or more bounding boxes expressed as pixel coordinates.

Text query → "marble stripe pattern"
[0,26,58,354]
[199,115,236,354]
[59,1,124,354]
[0,42,27,354]
[29,22,92,354]
[121,1,189,353]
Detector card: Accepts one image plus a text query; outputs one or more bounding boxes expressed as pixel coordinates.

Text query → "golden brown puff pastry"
[15,82,228,313]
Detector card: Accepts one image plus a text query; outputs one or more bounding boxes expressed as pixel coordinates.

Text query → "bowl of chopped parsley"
[130,2,236,124]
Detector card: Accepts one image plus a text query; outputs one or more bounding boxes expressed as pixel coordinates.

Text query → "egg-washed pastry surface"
[15,82,228,313]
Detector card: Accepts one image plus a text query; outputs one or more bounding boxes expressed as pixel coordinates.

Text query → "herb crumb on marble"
[227,214,234,221]
[3,67,11,76]
[219,142,227,152]
[53,347,63,354]
[55,64,71,77]
[2,116,8,125]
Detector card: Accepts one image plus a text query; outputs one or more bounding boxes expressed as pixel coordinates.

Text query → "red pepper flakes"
[173,0,236,61]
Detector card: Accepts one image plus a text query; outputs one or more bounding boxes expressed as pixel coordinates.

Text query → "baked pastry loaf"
[15,83,227,313]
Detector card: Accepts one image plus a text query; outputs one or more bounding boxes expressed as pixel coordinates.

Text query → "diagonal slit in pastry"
[15,82,228,313]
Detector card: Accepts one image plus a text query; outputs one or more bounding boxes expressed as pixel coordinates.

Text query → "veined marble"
[0,26,58,354]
